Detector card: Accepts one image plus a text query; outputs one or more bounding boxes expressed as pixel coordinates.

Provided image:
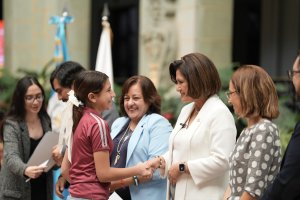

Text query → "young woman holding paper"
[0,76,53,200]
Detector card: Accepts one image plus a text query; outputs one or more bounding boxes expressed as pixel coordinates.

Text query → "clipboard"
[27,131,59,172]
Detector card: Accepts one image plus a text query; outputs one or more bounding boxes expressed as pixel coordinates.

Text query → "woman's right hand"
[147,156,165,170]
[24,165,46,179]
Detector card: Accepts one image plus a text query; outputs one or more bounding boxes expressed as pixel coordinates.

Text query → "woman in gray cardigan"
[0,76,53,200]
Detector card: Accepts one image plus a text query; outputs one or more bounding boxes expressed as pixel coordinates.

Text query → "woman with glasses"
[288,69,300,80]
[0,76,53,200]
[149,52,237,200]
[223,65,281,200]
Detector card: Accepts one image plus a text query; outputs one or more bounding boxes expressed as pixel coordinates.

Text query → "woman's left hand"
[168,162,181,185]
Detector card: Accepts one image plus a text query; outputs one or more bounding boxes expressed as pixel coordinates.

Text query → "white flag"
[95,20,114,90]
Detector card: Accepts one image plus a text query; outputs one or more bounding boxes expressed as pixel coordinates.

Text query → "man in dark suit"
[261,53,300,200]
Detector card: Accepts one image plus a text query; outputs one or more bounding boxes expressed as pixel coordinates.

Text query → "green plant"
[274,83,299,152]
[158,86,185,126]
[0,59,56,112]
[0,68,18,111]
[17,58,55,103]
[112,83,122,115]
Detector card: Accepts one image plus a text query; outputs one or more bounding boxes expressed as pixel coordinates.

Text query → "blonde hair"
[231,65,279,119]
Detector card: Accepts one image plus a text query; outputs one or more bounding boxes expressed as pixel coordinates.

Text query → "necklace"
[114,125,132,165]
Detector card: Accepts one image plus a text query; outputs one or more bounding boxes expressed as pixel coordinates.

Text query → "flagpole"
[102,3,109,21]
[95,3,114,90]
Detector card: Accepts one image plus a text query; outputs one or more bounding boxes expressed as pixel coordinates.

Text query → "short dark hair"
[169,53,221,99]
[119,75,161,116]
[50,61,85,89]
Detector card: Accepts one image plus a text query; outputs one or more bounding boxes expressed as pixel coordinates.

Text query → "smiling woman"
[225,65,280,200]
[109,75,172,200]
[148,52,237,200]
[60,71,152,200]
[0,76,53,200]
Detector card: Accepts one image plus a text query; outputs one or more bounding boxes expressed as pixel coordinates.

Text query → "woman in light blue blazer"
[109,75,173,200]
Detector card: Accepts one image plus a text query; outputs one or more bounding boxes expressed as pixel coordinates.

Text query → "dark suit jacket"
[0,115,53,200]
[261,121,300,200]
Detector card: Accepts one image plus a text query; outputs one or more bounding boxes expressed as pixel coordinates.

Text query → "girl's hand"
[135,162,153,177]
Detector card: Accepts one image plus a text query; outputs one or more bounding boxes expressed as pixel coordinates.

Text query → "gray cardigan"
[0,115,53,200]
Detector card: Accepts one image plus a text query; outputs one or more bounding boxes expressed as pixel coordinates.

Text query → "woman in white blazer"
[109,75,173,200]
[149,53,237,200]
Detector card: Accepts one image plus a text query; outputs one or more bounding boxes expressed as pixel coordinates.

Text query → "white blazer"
[162,95,237,200]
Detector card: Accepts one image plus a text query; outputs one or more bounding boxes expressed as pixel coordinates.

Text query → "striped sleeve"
[89,113,110,151]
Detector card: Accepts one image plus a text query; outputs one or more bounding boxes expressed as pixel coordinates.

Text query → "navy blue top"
[110,122,133,200]
[30,137,47,200]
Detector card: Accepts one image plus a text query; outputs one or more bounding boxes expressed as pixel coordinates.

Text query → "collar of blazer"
[124,114,151,163]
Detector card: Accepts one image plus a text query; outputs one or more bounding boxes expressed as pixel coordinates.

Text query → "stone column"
[4,0,90,73]
[139,0,178,89]
[177,0,233,69]
[139,0,233,90]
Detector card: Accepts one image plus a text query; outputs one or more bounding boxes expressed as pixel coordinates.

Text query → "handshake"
[134,156,166,179]
[109,156,167,192]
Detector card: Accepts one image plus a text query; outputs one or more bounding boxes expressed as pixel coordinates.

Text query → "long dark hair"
[7,76,48,120]
[0,76,50,140]
[72,71,109,132]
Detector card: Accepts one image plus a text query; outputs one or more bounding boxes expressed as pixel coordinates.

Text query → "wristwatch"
[179,163,185,173]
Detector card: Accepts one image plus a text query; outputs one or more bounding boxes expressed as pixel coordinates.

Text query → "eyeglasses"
[24,94,44,103]
[225,91,237,99]
[288,70,300,79]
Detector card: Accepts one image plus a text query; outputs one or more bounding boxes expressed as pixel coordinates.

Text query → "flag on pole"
[95,4,119,128]
[48,9,73,134]
[95,4,114,90]
[48,9,73,200]
[49,11,73,63]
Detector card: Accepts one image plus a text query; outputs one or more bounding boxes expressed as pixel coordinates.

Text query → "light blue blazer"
[111,113,172,200]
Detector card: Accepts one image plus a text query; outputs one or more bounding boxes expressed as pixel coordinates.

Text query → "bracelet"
[155,156,163,168]
[132,176,139,186]
[57,174,69,188]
